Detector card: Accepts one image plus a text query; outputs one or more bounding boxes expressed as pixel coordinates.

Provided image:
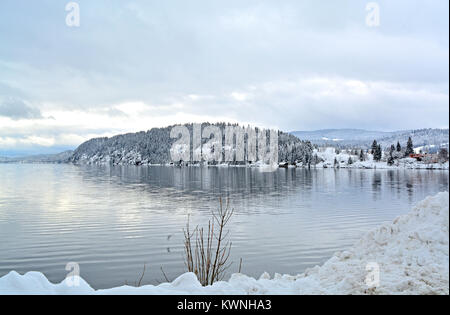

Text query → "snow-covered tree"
[359,150,365,162]
[387,154,395,166]
[438,148,449,163]
[374,144,382,162]
[405,137,414,157]
[371,140,378,154]
[389,145,395,155]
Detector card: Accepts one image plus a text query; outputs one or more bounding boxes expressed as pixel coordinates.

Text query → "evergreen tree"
[359,150,365,162]
[387,154,395,166]
[396,141,402,152]
[438,148,449,163]
[348,157,353,165]
[371,140,378,154]
[390,144,395,154]
[405,137,414,157]
[374,144,382,162]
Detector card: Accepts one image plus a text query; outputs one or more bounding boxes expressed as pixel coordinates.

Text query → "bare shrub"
[183,198,234,286]
[125,264,147,287]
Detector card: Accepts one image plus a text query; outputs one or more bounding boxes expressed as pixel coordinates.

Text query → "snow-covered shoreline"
[309,147,449,170]
[2,161,449,171]
[0,192,448,295]
[312,161,449,170]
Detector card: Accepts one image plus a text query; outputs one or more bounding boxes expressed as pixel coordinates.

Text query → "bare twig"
[137,264,146,287]
[160,266,170,283]
[183,197,235,286]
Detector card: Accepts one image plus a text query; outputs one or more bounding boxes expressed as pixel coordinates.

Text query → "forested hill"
[69,123,314,165]
[291,128,449,151]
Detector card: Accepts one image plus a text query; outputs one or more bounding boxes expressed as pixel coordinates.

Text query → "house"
[409,153,426,161]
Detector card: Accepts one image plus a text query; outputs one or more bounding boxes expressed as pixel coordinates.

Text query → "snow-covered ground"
[311,147,449,170]
[0,192,448,295]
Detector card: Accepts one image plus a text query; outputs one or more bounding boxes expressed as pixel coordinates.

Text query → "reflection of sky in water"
[0,164,448,289]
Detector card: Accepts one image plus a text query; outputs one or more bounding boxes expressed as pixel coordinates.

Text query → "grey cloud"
[0,98,43,120]
[0,0,448,154]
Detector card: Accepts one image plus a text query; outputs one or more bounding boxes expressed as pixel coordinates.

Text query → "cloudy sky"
[0,0,448,155]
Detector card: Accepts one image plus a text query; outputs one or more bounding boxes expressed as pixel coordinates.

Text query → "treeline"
[366,137,448,165]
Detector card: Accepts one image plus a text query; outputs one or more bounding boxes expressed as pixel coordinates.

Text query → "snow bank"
[1,192,448,295]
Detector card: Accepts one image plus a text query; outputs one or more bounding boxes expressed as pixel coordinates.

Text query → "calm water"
[0,164,448,289]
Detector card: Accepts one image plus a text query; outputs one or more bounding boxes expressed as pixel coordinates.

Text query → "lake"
[0,164,448,289]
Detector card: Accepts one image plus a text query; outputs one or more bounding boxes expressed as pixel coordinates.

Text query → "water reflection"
[0,164,448,289]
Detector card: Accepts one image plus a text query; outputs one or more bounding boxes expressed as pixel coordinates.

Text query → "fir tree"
[396,141,402,152]
[387,154,395,166]
[371,140,378,154]
[390,144,395,154]
[374,144,382,162]
[438,148,449,163]
[359,150,365,162]
[405,137,414,157]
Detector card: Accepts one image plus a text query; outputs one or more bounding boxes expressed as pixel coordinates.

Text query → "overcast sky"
[0,0,448,154]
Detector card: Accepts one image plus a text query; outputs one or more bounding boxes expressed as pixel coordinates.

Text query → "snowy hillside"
[291,128,449,151]
[1,192,448,295]
[376,129,449,152]
[291,129,393,144]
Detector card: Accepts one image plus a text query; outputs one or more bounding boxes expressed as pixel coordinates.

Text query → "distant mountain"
[0,156,11,163]
[0,146,75,158]
[291,129,393,143]
[0,150,74,164]
[291,128,449,152]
